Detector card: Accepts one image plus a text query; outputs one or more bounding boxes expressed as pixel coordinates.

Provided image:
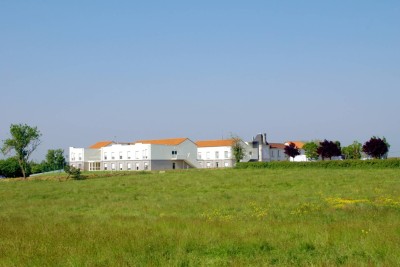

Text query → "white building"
[69,141,113,171]
[69,133,304,172]
[69,138,198,171]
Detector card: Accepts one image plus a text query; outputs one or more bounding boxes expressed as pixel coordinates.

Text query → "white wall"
[197,146,232,160]
[149,139,198,167]
[101,143,151,161]
[69,147,84,162]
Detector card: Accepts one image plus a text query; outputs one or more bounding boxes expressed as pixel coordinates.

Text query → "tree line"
[285,137,390,161]
[0,124,66,178]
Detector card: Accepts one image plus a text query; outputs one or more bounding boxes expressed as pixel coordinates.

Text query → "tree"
[362,137,389,159]
[231,136,245,164]
[45,149,66,171]
[284,142,300,161]
[303,141,319,161]
[1,124,42,178]
[317,139,341,160]
[342,141,362,160]
[0,157,23,178]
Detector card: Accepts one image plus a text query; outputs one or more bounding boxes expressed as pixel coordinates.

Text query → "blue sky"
[1,0,399,160]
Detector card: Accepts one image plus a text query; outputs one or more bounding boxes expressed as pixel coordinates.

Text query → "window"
[215,151,219,159]
[78,153,82,161]
[216,162,219,168]
[144,162,148,170]
[89,162,100,171]
[172,150,177,158]
[271,151,274,158]
[104,163,108,170]
[135,151,139,159]
[249,151,252,156]
[224,151,229,159]
[277,150,280,157]
[111,163,115,170]
[111,152,115,160]
[224,162,229,167]
[71,153,75,161]
[198,152,202,159]
[143,149,148,159]
[206,152,210,159]
[135,163,140,170]
[119,163,123,170]
[127,151,131,159]
[127,163,131,170]
[206,162,211,168]
[119,152,123,160]
[104,152,108,160]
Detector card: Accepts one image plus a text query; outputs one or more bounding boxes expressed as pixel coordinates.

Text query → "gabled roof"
[269,143,286,149]
[89,141,113,149]
[196,139,235,147]
[285,141,305,149]
[135,138,188,146]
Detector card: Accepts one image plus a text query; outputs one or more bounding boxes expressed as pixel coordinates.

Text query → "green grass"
[1,168,400,266]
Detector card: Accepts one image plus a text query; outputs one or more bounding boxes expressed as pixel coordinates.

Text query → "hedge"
[235,159,400,169]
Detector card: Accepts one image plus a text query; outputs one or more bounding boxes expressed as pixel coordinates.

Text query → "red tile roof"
[269,143,286,149]
[89,141,113,149]
[135,138,188,146]
[196,139,235,147]
[285,141,305,149]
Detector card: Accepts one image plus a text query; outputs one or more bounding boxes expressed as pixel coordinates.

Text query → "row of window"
[103,150,149,160]
[103,162,149,171]
[70,153,82,161]
[198,151,230,160]
[270,150,282,158]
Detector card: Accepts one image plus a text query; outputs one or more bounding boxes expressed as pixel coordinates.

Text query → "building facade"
[69,133,299,171]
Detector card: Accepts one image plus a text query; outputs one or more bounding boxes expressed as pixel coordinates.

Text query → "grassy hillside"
[1,169,399,266]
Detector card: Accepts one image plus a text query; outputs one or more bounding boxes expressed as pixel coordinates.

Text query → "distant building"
[70,138,198,171]
[69,132,303,171]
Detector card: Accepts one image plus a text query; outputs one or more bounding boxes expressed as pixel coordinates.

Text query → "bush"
[64,165,84,180]
[235,159,400,169]
[0,157,24,178]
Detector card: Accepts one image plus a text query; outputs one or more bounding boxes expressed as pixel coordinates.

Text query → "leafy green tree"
[45,149,66,171]
[231,136,245,164]
[303,141,319,161]
[342,141,362,159]
[317,139,341,160]
[362,137,389,159]
[284,142,300,160]
[1,124,42,178]
[0,157,23,178]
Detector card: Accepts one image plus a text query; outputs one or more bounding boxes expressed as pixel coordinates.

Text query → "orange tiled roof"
[196,139,235,147]
[269,143,286,149]
[135,138,188,146]
[89,141,113,149]
[285,141,305,149]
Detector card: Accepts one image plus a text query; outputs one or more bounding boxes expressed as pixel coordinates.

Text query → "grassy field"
[0,168,399,266]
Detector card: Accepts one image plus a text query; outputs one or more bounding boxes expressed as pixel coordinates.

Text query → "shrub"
[235,159,400,169]
[64,165,85,180]
[0,157,24,178]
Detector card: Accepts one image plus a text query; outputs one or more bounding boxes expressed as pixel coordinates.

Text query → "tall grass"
[0,168,399,266]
